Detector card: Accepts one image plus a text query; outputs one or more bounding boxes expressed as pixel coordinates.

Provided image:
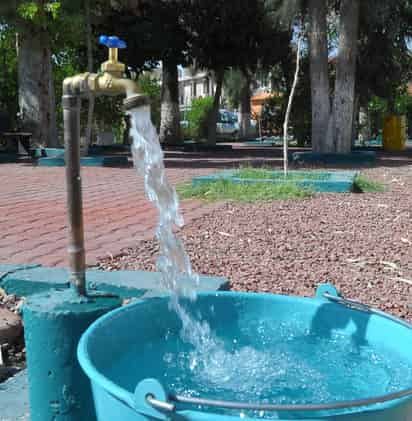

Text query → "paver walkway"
[3,145,402,268]
[0,160,221,267]
[0,145,285,268]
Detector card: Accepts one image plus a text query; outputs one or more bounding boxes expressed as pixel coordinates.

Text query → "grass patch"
[177,179,313,202]
[234,167,329,181]
[354,175,385,193]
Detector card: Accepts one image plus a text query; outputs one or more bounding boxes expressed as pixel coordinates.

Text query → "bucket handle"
[317,283,412,329]
[134,378,175,420]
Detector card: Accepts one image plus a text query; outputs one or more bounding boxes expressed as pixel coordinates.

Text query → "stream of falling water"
[128,105,218,351]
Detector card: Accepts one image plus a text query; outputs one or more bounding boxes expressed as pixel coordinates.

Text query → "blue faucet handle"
[99,35,126,49]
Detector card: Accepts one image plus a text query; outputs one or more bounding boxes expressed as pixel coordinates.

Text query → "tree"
[223,69,243,110]
[15,1,59,147]
[1,1,88,147]
[0,25,19,124]
[306,0,412,153]
[159,58,181,145]
[357,1,412,114]
[307,0,330,152]
[137,72,161,129]
[238,70,253,138]
[98,0,189,145]
[326,0,360,153]
[184,0,290,144]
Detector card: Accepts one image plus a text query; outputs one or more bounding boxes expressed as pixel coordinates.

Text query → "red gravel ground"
[98,162,412,322]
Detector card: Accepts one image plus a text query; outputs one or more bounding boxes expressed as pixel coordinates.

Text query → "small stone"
[0,307,22,345]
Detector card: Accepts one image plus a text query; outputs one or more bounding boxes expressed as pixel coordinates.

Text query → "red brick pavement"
[0,145,288,267]
[0,160,222,267]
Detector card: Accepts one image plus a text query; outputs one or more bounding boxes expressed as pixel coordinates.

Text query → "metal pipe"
[109,48,118,63]
[63,95,86,296]
[146,395,176,413]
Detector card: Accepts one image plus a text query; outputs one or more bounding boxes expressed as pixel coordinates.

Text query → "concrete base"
[244,137,283,146]
[192,170,358,193]
[0,370,29,420]
[0,153,19,163]
[0,264,228,420]
[32,148,65,159]
[291,151,376,165]
[23,290,121,421]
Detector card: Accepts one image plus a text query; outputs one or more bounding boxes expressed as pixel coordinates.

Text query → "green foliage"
[234,167,328,180]
[392,88,411,116]
[260,95,283,136]
[95,0,190,74]
[17,2,39,20]
[177,179,313,202]
[357,1,412,111]
[185,0,291,78]
[186,96,214,139]
[17,1,61,28]
[354,175,385,193]
[137,72,161,129]
[93,96,125,139]
[367,92,412,138]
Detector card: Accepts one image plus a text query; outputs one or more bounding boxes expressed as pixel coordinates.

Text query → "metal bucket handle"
[134,378,174,420]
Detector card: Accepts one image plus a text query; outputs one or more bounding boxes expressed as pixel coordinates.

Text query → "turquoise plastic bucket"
[78,288,412,420]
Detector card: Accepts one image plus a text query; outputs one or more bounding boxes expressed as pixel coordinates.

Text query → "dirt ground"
[98,157,412,322]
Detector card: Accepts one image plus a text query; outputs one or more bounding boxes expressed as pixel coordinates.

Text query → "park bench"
[0,110,32,155]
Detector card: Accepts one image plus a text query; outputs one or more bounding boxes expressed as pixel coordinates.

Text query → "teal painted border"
[192,170,358,193]
[0,264,229,299]
[37,155,129,167]
[292,151,376,165]
[0,153,19,163]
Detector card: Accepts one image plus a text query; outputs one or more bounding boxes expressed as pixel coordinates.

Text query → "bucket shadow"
[310,303,371,348]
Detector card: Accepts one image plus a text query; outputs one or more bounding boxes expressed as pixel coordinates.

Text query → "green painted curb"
[292,151,376,165]
[37,155,129,167]
[0,264,229,299]
[192,170,358,193]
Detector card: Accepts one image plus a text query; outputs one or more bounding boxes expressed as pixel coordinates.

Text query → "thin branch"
[283,30,303,176]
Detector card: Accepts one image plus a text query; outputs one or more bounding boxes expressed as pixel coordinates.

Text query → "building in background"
[178,67,218,109]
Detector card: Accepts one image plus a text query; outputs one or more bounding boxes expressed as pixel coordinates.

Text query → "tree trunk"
[18,28,57,147]
[327,0,360,153]
[85,0,95,153]
[351,94,360,146]
[159,58,181,145]
[308,0,330,152]
[206,69,224,146]
[239,70,251,139]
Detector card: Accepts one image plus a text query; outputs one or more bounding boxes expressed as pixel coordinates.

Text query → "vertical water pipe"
[63,94,87,296]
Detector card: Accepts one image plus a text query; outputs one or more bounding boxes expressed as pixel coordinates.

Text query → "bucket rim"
[77,290,412,416]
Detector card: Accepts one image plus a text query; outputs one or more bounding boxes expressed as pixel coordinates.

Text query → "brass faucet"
[62,36,149,296]
[63,35,148,108]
